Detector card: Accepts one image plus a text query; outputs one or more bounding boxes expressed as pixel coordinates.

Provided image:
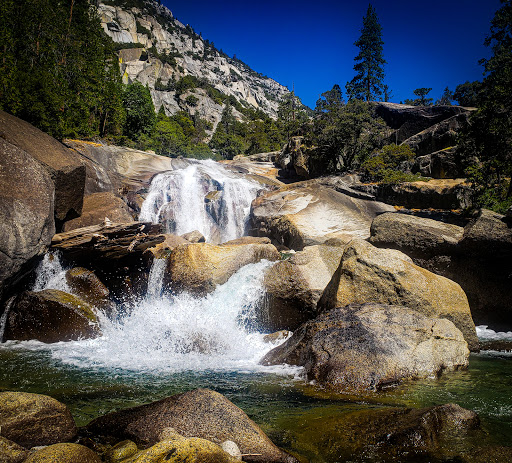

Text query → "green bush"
[136,21,152,38]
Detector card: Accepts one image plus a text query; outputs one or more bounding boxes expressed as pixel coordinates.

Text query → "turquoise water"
[0,345,510,462]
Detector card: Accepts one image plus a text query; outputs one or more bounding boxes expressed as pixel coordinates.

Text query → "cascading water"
[32,252,70,293]
[139,160,261,243]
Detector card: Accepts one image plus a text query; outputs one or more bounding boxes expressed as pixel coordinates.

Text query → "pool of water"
[0,344,510,462]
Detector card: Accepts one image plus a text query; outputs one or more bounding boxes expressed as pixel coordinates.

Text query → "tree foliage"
[453,81,482,107]
[0,0,124,139]
[346,4,386,101]
[413,88,433,106]
[459,0,512,213]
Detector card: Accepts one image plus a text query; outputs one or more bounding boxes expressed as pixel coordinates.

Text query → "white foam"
[32,252,70,293]
[476,325,512,341]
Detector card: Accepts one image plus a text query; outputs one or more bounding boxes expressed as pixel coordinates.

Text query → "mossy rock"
[4,289,100,343]
[24,443,101,463]
[105,440,139,462]
[0,436,28,463]
[0,392,77,448]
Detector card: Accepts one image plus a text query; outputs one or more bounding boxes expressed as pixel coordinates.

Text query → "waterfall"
[139,160,261,243]
[146,258,166,299]
[47,260,292,374]
[32,252,70,292]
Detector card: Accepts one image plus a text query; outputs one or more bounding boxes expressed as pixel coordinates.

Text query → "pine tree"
[346,4,386,101]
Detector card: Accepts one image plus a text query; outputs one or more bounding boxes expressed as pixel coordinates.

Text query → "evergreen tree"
[413,88,433,106]
[277,91,308,139]
[346,4,386,101]
[436,87,453,105]
[123,82,156,138]
[459,0,512,212]
[453,81,482,107]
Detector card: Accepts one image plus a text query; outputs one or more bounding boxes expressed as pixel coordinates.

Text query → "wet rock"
[0,436,28,463]
[0,110,85,223]
[0,392,77,448]
[105,440,139,462]
[62,192,133,232]
[24,443,100,463]
[145,234,190,259]
[85,388,297,463]
[458,446,512,462]
[250,180,394,250]
[164,242,280,296]
[319,239,478,350]
[0,138,55,301]
[261,303,469,392]
[263,331,290,343]
[289,402,479,462]
[65,267,114,313]
[262,245,344,331]
[180,230,205,243]
[221,236,271,246]
[4,289,100,343]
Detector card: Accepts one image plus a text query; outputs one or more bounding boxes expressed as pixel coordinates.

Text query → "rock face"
[261,304,469,392]
[370,210,512,330]
[98,1,289,131]
[319,239,478,350]
[291,403,479,462]
[0,392,77,448]
[412,147,464,179]
[65,267,114,313]
[164,242,280,295]
[250,180,395,250]
[24,444,101,463]
[0,138,55,301]
[3,289,100,343]
[85,388,297,463]
[262,245,344,331]
[0,110,84,223]
[62,192,133,232]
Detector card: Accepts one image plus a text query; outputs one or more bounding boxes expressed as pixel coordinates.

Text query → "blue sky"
[163,0,502,108]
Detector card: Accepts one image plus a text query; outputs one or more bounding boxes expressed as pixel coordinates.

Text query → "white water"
[7,260,295,375]
[32,252,70,293]
[139,160,261,243]
[476,325,512,342]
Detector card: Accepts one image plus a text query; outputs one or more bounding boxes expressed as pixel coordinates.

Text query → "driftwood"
[51,221,164,259]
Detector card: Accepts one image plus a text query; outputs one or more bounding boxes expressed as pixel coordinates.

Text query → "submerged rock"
[262,245,344,331]
[288,402,479,462]
[261,303,469,392]
[164,242,280,295]
[24,443,100,463]
[0,392,77,448]
[62,192,133,232]
[319,239,478,350]
[4,289,100,343]
[85,388,297,463]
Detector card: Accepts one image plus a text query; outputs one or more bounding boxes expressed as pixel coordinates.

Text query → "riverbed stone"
[261,303,469,392]
[0,110,85,223]
[288,402,479,462]
[24,443,100,463]
[0,138,55,302]
[0,436,28,463]
[164,242,280,295]
[262,245,344,331]
[180,230,205,243]
[318,239,478,350]
[62,192,133,232]
[4,289,100,343]
[0,392,77,448]
[85,388,297,463]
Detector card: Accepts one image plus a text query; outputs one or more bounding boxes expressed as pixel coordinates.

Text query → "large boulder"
[370,210,512,330]
[3,289,100,343]
[262,245,344,331]
[0,392,77,448]
[261,303,469,392]
[85,389,297,463]
[164,242,280,295]
[287,402,479,462]
[0,110,85,223]
[250,180,394,250]
[318,239,478,350]
[0,138,55,301]
[24,444,100,463]
[62,192,133,232]
[412,148,464,179]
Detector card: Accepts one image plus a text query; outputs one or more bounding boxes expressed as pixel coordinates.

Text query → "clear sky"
[163,0,502,108]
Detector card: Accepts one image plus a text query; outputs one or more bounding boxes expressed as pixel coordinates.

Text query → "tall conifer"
[346,4,386,101]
